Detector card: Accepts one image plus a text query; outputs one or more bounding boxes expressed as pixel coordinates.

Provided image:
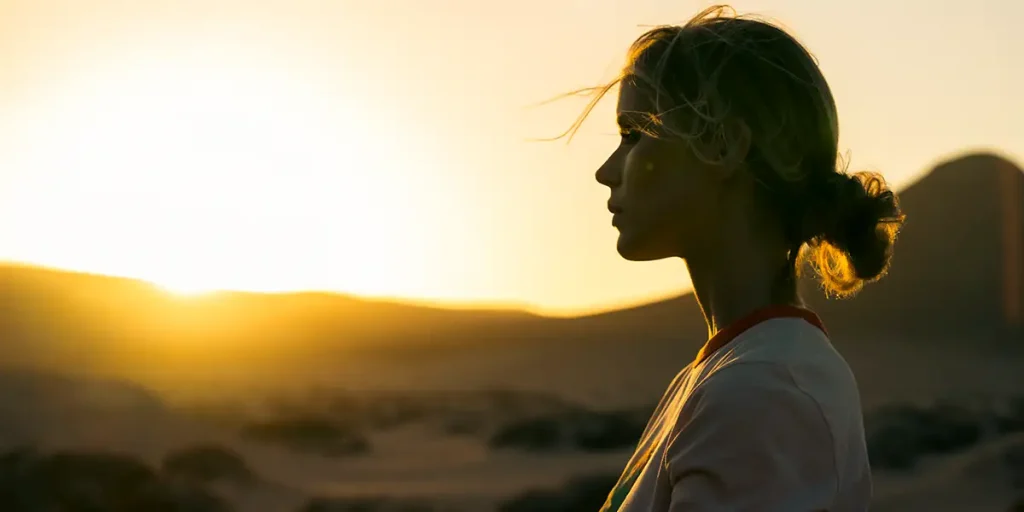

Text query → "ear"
[717,118,752,178]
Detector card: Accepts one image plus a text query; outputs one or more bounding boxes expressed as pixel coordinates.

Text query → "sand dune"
[2,368,1023,511]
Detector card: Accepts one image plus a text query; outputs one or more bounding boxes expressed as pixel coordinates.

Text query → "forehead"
[616,79,655,117]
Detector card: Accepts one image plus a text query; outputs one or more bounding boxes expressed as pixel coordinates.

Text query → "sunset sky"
[0,0,1020,315]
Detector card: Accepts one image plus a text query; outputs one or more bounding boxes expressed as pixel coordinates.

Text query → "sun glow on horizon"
[146,270,224,297]
[0,38,462,306]
[1,1,1020,315]
[154,281,219,297]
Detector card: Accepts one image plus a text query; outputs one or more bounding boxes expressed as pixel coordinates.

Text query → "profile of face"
[596,81,740,262]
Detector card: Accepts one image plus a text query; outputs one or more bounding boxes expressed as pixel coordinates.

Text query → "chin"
[615,233,670,262]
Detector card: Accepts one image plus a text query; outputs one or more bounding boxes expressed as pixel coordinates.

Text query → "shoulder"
[667,362,840,484]
[722,316,835,364]
[708,317,863,413]
[672,362,838,470]
[664,362,843,509]
[686,361,826,422]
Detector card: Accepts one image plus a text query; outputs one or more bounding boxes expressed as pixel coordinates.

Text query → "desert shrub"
[0,448,230,511]
[866,418,920,470]
[361,396,432,430]
[297,496,386,512]
[489,416,565,452]
[997,396,1024,435]
[497,489,565,512]
[1005,441,1024,490]
[498,473,619,512]
[917,403,983,453]
[490,409,646,454]
[440,411,485,436]
[866,402,983,470]
[571,410,646,452]
[296,495,447,512]
[162,444,254,484]
[241,416,370,457]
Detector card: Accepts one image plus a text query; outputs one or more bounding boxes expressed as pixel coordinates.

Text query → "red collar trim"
[693,304,827,366]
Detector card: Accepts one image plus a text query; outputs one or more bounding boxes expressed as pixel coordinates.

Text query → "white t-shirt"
[601,305,871,512]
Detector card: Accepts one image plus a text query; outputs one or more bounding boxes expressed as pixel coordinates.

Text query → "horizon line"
[0,259,681,318]
[2,147,1020,319]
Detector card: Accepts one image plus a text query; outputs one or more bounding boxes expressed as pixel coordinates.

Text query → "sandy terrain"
[1,359,1022,512]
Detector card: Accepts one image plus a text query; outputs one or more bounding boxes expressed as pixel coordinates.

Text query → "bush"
[133,480,233,512]
[571,411,645,452]
[497,489,565,512]
[997,397,1024,435]
[917,403,983,454]
[866,402,984,470]
[0,448,230,511]
[162,444,254,484]
[297,496,386,512]
[489,409,646,454]
[866,419,921,471]
[31,450,159,501]
[361,396,432,430]
[242,416,370,457]
[489,416,565,452]
[498,473,619,512]
[1005,442,1024,490]
[296,495,446,512]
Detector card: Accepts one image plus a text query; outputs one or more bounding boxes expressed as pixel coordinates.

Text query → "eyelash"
[619,129,642,145]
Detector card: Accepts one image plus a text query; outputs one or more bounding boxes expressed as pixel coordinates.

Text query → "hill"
[809,152,1024,341]
[0,151,1021,405]
[0,262,552,394]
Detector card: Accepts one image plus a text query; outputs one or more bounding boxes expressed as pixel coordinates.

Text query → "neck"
[685,239,797,340]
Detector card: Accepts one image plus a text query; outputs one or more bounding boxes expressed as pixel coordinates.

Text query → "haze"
[0,0,1020,315]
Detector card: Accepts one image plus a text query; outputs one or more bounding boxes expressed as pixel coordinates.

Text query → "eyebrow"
[617,113,642,130]
[618,111,658,134]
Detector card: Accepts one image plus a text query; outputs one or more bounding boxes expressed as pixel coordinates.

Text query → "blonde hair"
[561,5,904,297]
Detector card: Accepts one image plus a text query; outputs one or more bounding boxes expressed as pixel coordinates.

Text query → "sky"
[0,0,1021,315]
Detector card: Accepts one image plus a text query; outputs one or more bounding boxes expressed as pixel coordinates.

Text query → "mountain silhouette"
[0,151,1021,403]
[808,152,1024,341]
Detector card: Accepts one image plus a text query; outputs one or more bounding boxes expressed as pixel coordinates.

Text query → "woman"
[564,5,904,512]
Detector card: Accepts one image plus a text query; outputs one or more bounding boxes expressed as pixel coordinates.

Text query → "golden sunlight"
[151,276,219,297]
[3,42,450,300]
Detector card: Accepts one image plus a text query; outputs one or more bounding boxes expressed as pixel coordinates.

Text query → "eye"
[619,129,642,145]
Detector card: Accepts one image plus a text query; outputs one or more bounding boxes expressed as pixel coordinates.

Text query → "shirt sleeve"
[664,362,839,512]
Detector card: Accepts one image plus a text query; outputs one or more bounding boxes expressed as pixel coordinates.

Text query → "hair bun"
[820,174,879,250]
[802,171,904,296]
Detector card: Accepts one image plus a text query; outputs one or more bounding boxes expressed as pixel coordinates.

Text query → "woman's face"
[596,81,729,262]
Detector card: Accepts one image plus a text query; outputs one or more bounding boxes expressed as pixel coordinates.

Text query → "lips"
[608,202,624,227]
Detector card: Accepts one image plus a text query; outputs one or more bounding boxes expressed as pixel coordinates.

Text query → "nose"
[595,153,621,189]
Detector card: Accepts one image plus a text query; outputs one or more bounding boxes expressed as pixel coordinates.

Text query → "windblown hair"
[561,5,905,297]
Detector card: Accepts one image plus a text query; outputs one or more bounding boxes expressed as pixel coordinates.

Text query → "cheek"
[624,148,690,211]
[622,149,663,195]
